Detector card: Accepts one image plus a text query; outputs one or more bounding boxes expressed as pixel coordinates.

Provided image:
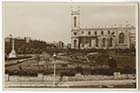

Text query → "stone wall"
[5,73,136,82]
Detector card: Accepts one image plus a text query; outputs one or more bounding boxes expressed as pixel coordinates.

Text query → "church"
[71,8,135,49]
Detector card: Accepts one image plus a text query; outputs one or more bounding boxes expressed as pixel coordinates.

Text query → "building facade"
[71,8,135,49]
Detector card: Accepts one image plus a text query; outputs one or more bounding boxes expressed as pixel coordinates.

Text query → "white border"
[1,0,139,93]
[136,1,139,90]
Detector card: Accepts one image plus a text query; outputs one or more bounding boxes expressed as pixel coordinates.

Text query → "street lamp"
[53,52,56,86]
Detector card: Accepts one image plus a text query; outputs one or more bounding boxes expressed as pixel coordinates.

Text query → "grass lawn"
[112,55,135,69]
[5,53,136,75]
[5,59,39,72]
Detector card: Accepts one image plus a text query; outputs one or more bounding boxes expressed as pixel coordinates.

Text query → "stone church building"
[71,8,135,49]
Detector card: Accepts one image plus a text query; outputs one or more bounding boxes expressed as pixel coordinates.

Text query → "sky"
[3,2,137,44]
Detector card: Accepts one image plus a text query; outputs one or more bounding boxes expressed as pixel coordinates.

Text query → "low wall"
[113,72,136,80]
[5,73,136,82]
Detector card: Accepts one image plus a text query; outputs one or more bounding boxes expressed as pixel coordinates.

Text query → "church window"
[102,38,106,47]
[101,31,104,35]
[96,38,99,47]
[109,38,113,47]
[81,38,84,47]
[88,31,91,35]
[112,32,115,35]
[74,32,77,35]
[74,40,77,48]
[74,16,77,27]
[95,31,97,35]
[108,30,110,35]
[119,33,125,44]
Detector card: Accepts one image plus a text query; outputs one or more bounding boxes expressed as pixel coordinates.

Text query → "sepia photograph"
[3,2,138,89]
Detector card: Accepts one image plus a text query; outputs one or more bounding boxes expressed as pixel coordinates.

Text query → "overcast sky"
[3,2,137,44]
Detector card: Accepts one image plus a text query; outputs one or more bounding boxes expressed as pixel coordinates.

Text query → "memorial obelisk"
[8,35,16,58]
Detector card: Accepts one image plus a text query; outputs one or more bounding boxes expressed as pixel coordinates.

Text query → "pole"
[53,63,56,86]
[53,52,56,86]
[12,38,14,51]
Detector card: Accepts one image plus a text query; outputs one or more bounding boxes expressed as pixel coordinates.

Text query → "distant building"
[5,37,10,42]
[71,8,135,49]
[130,32,136,48]
[52,41,59,48]
[5,37,52,54]
[58,41,64,49]
[67,43,71,49]
[52,41,64,49]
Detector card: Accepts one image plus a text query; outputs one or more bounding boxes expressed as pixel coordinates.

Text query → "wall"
[5,73,136,82]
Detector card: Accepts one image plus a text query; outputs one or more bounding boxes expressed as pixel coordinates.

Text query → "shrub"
[75,66,83,73]
[91,68,115,75]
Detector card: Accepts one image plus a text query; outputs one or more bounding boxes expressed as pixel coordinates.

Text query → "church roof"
[79,26,135,31]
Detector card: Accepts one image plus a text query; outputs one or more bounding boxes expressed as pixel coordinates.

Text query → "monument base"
[8,49,16,58]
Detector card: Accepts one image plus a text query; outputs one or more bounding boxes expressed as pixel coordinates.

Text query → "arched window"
[74,40,77,48]
[101,31,104,35]
[96,38,99,47]
[112,32,115,35]
[102,38,106,47]
[108,30,110,35]
[88,31,91,35]
[95,31,97,35]
[74,16,77,27]
[119,33,124,44]
[74,32,77,35]
[109,38,113,47]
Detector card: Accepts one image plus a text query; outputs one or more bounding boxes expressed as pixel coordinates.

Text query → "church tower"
[71,6,80,49]
[71,6,80,30]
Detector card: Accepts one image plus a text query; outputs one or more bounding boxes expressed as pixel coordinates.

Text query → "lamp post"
[53,62,56,86]
[53,52,56,86]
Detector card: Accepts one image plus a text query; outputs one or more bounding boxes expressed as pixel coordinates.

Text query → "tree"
[96,54,106,68]
[96,52,109,68]
[75,66,83,74]
[107,57,117,69]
